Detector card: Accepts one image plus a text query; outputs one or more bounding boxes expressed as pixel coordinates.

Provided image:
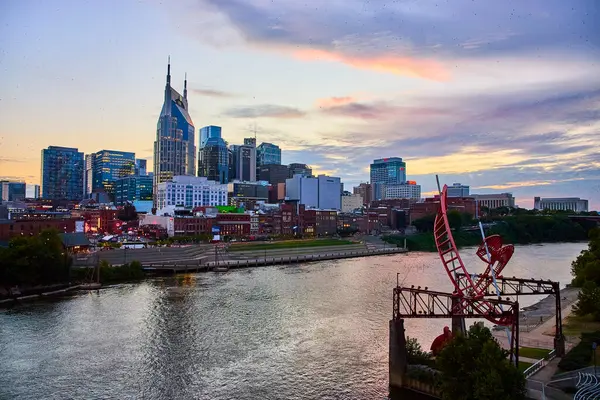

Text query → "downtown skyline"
[1,0,599,209]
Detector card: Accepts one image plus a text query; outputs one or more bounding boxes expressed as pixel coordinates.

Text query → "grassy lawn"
[517,361,533,373]
[562,314,600,336]
[519,347,552,360]
[228,239,356,252]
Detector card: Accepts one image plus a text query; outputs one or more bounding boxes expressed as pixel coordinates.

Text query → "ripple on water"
[0,242,586,400]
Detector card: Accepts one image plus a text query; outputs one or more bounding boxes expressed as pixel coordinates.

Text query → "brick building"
[0,218,78,241]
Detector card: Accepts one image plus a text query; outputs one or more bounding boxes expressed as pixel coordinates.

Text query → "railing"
[574,372,600,400]
[523,349,557,378]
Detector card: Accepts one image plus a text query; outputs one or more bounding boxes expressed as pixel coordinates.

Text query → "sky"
[1,0,599,209]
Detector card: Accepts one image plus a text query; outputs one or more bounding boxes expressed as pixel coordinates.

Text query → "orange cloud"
[292,48,451,81]
[315,96,356,108]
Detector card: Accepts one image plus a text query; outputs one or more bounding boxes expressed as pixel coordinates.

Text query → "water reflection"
[0,242,585,400]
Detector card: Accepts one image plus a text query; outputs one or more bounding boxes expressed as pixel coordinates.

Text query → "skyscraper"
[41,146,84,200]
[90,150,136,199]
[198,127,229,184]
[257,142,281,166]
[231,138,257,181]
[135,159,147,176]
[199,125,222,149]
[153,59,196,206]
[369,157,406,201]
[288,163,312,178]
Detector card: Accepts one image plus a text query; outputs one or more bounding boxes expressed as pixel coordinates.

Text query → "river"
[0,242,586,400]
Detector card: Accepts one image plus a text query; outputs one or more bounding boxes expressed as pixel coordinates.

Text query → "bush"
[406,336,435,367]
[99,260,145,283]
[557,331,600,371]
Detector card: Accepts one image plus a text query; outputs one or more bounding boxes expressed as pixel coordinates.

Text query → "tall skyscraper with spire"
[153,58,196,206]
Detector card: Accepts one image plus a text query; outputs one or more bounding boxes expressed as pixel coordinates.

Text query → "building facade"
[199,125,222,149]
[156,176,228,210]
[114,175,153,206]
[341,194,363,212]
[257,142,281,166]
[288,163,312,177]
[353,183,372,206]
[153,61,196,206]
[286,174,342,210]
[534,197,588,212]
[231,138,257,182]
[26,184,40,199]
[447,183,470,197]
[472,193,515,210]
[259,164,290,185]
[0,181,26,202]
[90,150,136,198]
[41,146,84,201]
[135,159,147,176]
[370,157,406,201]
[199,135,229,184]
[385,182,421,200]
[227,181,269,208]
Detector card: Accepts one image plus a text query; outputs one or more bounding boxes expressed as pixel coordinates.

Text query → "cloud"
[192,88,236,98]
[0,157,26,164]
[291,48,450,81]
[182,0,599,80]
[315,96,356,108]
[223,104,305,119]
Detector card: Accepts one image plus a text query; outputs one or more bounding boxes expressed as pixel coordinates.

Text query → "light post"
[593,341,597,376]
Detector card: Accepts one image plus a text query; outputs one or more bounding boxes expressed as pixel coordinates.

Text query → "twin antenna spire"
[166,56,188,100]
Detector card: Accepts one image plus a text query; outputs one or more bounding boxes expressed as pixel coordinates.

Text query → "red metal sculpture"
[433,184,517,327]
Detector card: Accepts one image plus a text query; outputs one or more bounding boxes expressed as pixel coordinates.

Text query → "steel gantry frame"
[392,284,520,364]
[455,273,565,356]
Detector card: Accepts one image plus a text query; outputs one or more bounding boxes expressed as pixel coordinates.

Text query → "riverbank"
[0,284,81,306]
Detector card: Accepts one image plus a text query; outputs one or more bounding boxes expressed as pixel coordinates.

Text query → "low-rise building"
[341,194,363,212]
[0,218,79,241]
[534,197,588,212]
[156,176,228,210]
[471,193,515,210]
[385,181,421,200]
[447,183,470,197]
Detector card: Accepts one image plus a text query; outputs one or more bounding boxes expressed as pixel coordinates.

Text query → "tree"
[436,323,526,400]
[412,214,435,232]
[447,210,463,230]
[406,336,434,366]
[118,202,138,222]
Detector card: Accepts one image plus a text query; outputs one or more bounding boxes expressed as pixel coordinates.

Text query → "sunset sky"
[1,0,599,208]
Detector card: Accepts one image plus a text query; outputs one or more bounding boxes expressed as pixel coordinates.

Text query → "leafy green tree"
[436,323,526,400]
[412,214,435,232]
[406,336,433,366]
[573,281,600,320]
[447,210,463,230]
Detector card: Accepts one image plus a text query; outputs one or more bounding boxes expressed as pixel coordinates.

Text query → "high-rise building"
[153,60,196,206]
[259,164,290,185]
[533,197,588,212]
[198,128,229,184]
[199,125,222,149]
[156,176,228,210]
[447,183,470,197]
[285,174,342,210]
[135,159,147,176]
[26,184,40,199]
[41,146,84,201]
[84,154,94,198]
[353,183,372,206]
[90,150,136,199]
[0,181,26,202]
[369,157,406,201]
[385,182,421,199]
[257,142,281,166]
[231,138,257,182]
[288,163,312,178]
[114,175,153,206]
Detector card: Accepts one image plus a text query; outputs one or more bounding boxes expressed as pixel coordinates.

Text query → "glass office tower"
[257,142,281,166]
[91,150,136,198]
[41,146,84,200]
[369,157,406,201]
[153,60,196,206]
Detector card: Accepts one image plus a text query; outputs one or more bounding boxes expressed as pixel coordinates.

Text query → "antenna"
[184,72,188,99]
[167,55,171,86]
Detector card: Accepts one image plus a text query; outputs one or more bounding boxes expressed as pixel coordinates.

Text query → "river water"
[0,242,586,400]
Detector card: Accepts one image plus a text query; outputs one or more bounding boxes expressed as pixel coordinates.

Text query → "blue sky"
[1,0,599,208]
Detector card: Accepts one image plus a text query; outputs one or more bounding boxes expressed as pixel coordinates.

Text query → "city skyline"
[2,1,599,208]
